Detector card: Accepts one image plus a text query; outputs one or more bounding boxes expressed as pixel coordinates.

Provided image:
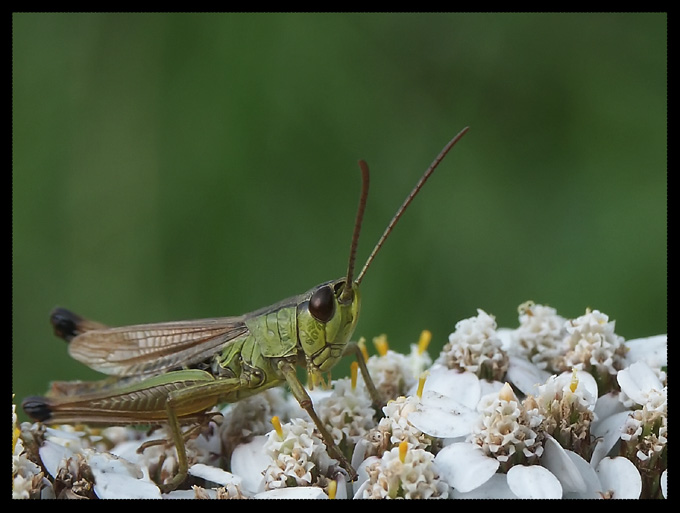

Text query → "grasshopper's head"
[295,129,468,381]
[296,278,361,373]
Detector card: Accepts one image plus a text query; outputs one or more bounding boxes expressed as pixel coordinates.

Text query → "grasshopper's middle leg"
[159,378,243,492]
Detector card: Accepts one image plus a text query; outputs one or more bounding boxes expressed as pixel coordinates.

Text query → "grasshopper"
[22,127,469,491]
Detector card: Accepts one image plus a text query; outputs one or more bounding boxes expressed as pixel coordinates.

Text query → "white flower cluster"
[13,303,667,499]
[437,309,509,380]
[509,300,567,369]
[262,417,338,490]
[561,309,628,376]
[355,443,449,499]
[317,377,376,446]
[472,383,544,466]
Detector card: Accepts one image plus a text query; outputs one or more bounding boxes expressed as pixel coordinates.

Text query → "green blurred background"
[13,13,666,419]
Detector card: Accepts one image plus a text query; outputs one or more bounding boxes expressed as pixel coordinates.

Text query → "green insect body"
[22,127,468,492]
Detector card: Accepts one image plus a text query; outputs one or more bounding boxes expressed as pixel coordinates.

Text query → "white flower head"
[511,301,568,370]
[437,309,509,381]
[263,417,338,490]
[472,383,543,466]
[561,309,627,381]
[617,362,667,470]
[364,334,421,400]
[317,376,376,447]
[524,370,596,457]
[355,441,449,499]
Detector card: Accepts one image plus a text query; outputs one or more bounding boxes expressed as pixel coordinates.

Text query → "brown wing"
[67,316,249,377]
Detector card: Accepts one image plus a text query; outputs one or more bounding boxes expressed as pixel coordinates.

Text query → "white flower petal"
[188,463,241,487]
[506,356,551,397]
[434,442,499,493]
[617,361,663,405]
[230,435,269,494]
[408,391,478,438]
[590,411,630,467]
[39,440,74,479]
[451,474,518,499]
[624,335,667,368]
[661,469,667,499]
[421,366,481,409]
[593,392,627,421]
[561,449,601,499]
[596,457,642,499]
[87,450,161,499]
[541,435,586,493]
[556,369,598,406]
[507,465,562,499]
[253,487,329,499]
[163,489,218,499]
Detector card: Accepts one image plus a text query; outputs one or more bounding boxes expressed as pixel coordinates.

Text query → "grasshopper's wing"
[58,309,249,377]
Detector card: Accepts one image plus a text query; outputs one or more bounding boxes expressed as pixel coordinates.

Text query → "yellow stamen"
[569,368,579,393]
[416,371,428,398]
[373,334,389,356]
[417,330,431,354]
[327,479,337,499]
[351,361,358,390]
[399,440,408,463]
[357,337,369,362]
[271,416,283,438]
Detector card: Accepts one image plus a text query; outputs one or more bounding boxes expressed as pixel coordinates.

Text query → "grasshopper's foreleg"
[343,341,384,412]
[277,360,357,481]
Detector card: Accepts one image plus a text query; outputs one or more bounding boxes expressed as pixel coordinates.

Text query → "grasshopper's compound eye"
[309,285,335,323]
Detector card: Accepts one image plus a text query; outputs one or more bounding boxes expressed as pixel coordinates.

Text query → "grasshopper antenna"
[340,160,370,302]
[356,126,469,285]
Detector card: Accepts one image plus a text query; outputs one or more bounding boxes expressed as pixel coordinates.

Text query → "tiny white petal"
[434,442,499,493]
[188,463,241,487]
[506,356,551,397]
[596,457,642,499]
[230,435,269,494]
[507,465,562,499]
[541,435,586,493]
[253,487,329,499]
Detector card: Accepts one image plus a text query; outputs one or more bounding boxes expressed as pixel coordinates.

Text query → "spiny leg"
[153,379,241,493]
[278,360,357,480]
[343,341,383,412]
